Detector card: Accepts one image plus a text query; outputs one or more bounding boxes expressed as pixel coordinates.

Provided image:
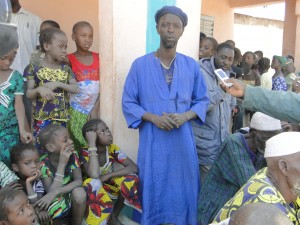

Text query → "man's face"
[253,130,280,153]
[214,47,234,71]
[285,153,300,198]
[156,14,184,49]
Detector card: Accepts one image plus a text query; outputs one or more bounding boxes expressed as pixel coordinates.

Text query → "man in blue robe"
[122,6,209,225]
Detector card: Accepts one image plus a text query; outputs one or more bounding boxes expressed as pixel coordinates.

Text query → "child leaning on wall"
[67,21,100,153]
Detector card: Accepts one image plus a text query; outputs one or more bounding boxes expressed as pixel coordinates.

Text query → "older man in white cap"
[198,112,282,225]
[213,132,300,225]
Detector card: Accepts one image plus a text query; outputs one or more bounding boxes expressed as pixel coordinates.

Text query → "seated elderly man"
[198,112,281,225]
[213,132,300,225]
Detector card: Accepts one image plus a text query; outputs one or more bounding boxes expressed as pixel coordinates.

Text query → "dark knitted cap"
[155,6,188,27]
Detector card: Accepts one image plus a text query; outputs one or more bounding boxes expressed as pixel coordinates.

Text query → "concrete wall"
[21,0,99,53]
[201,0,234,42]
[99,0,147,162]
[177,0,202,58]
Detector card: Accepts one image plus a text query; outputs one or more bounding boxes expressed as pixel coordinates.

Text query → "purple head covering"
[155,6,188,27]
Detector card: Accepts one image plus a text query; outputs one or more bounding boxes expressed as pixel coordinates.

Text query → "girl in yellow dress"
[81,119,142,225]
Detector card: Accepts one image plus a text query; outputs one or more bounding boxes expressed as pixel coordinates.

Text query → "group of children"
[0,20,141,225]
[199,35,298,93]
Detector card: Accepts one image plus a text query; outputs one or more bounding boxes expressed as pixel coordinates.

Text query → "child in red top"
[67,21,100,152]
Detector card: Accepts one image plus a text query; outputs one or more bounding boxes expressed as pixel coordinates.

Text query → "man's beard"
[161,37,177,49]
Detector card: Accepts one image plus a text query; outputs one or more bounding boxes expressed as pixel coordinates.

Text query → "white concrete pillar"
[294,0,300,71]
[282,0,297,57]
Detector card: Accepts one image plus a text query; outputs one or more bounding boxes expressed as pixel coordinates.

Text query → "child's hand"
[85,131,97,145]
[59,143,73,165]
[34,192,57,210]
[35,210,51,224]
[43,81,60,91]
[38,86,56,100]
[20,131,34,143]
[99,173,111,183]
[26,170,41,184]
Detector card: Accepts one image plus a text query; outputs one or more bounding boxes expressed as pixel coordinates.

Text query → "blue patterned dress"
[272,75,287,91]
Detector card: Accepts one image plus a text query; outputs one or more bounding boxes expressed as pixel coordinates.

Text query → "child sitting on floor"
[81,119,142,225]
[35,124,86,225]
[10,143,50,224]
[0,188,38,225]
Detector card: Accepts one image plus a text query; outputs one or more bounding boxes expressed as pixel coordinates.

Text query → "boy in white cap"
[213,132,300,225]
[198,112,281,225]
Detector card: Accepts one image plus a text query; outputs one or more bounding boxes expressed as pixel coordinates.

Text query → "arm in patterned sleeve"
[101,144,138,181]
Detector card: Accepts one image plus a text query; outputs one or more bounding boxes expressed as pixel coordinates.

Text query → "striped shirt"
[10,8,41,74]
[0,162,19,187]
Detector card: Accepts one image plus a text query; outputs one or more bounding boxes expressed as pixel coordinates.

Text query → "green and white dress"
[0,70,24,166]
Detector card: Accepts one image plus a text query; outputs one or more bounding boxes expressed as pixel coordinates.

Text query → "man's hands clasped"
[152,113,188,131]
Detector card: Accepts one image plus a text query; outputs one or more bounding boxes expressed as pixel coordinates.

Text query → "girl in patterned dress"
[0,47,33,166]
[271,55,288,91]
[34,124,86,225]
[81,119,142,225]
[10,143,50,224]
[24,28,79,151]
